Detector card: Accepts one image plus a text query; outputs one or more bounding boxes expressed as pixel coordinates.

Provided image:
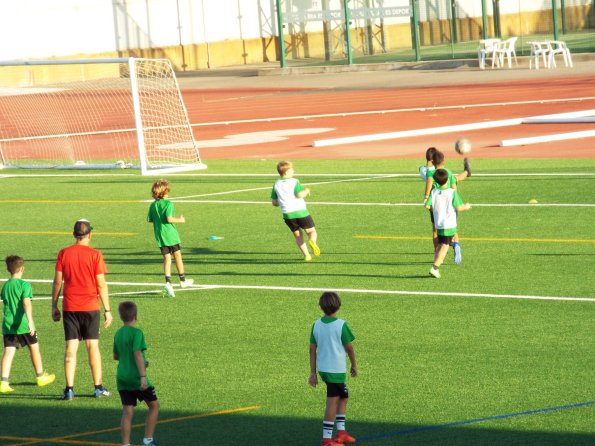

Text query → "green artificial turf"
[0,158,593,446]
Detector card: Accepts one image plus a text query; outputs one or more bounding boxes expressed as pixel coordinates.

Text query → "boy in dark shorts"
[1,256,55,392]
[271,161,320,262]
[309,292,358,445]
[148,179,194,298]
[425,169,471,278]
[114,301,159,446]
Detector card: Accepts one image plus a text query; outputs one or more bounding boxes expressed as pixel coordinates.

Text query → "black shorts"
[324,381,349,399]
[160,244,181,255]
[284,215,315,232]
[119,387,158,406]
[437,234,453,245]
[63,311,100,341]
[3,333,38,348]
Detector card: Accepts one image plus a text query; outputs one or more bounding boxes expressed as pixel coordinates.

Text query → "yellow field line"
[7,405,261,446]
[0,200,140,203]
[0,231,136,236]
[353,235,595,243]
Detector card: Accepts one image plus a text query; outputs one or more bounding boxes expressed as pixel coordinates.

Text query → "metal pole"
[411,0,421,61]
[480,0,487,39]
[175,0,187,71]
[343,0,353,65]
[560,0,566,35]
[450,0,458,44]
[275,0,286,68]
[552,0,559,40]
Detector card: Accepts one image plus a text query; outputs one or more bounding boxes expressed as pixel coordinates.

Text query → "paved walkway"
[176,54,595,90]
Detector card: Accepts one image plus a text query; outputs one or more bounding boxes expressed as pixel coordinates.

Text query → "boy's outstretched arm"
[271,199,279,207]
[456,203,472,212]
[296,187,310,199]
[167,215,186,224]
[308,344,318,387]
[51,271,62,322]
[22,298,35,335]
[423,177,433,202]
[345,343,358,377]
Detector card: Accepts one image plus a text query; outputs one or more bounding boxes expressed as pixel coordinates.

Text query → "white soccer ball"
[455,138,472,155]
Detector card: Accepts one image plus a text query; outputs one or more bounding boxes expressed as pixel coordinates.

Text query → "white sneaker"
[163,283,175,298]
[180,279,194,288]
[429,267,441,279]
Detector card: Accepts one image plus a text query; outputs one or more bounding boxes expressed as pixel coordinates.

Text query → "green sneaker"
[308,239,321,256]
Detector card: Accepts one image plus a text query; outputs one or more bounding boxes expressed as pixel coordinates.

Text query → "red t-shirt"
[55,244,107,312]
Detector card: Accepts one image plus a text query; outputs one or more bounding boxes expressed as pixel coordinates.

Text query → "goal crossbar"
[0,57,206,175]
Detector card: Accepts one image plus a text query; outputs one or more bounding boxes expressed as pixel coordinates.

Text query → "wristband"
[104,310,111,313]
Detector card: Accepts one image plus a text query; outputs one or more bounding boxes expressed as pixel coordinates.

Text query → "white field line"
[312,108,595,147]
[501,129,595,147]
[15,279,594,303]
[190,97,595,127]
[171,199,595,207]
[173,174,399,199]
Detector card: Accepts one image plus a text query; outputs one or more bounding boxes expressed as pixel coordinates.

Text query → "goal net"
[0,58,206,175]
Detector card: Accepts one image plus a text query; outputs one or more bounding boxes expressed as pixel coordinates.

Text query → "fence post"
[343,0,353,65]
[481,0,488,39]
[411,0,421,61]
[551,0,559,41]
[275,0,286,68]
[450,0,458,44]
[560,0,566,34]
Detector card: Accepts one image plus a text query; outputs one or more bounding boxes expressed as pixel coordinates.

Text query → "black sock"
[94,384,103,390]
[65,386,73,392]
[165,276,171,283]
[179,274,186,282]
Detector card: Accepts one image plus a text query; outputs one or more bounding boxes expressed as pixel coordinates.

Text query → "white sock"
[143,439,153,445]
[323,421,334,439]
[336,413,346,431]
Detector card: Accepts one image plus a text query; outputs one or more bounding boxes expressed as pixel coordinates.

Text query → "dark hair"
[73,219,93,239]
[319,291,341,316]
[432,150,445,166]
[119,301,138,323]
[434,168,449,186]
[425,147,437,162]
[5,255,24,275]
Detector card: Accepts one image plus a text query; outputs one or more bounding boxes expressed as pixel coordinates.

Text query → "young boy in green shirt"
[148,179,194,297]
[425,169,471,278]
[271,161,321,262]
[309,292,358,445]
[113,301,159,446]
[1,255,55,392]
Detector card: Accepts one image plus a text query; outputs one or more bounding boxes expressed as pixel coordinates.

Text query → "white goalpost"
[0,58,206,175]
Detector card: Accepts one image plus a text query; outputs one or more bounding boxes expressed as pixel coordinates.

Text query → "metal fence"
[276,0,595,67]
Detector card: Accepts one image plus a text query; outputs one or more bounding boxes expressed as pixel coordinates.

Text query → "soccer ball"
[455,138,472,155]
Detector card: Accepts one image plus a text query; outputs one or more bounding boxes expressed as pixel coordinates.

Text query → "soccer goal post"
[0,58,206,175]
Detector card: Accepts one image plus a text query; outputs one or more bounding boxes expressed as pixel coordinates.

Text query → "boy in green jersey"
[1,256,55,393]
[423,150,471,262]
[309,292,358,445]
[425,169,471,278]
[271,161,321,261]
[114,301,159,446]
[147,179,194,298]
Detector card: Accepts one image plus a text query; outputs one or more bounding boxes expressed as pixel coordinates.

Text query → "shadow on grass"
[0,400,592,446]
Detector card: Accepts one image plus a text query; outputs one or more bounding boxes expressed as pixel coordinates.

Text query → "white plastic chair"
[549,41,573,68]
[477,38,500,70]
[493,37,518,69]
[529,41,552,70]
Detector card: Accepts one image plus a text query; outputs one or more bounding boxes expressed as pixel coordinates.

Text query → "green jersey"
[1,278,33,335]
[113,325,153,391]
[147,199,181,247]
[431,167,457,189]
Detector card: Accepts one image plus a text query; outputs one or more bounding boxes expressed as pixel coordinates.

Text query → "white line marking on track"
[18,280,593,303]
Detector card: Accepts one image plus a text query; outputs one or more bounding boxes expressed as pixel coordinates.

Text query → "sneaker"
[60,388,74,400]
[335,430,357,444]
[180,278,194,288]
[321,439,342,446]
[142,439,159,446]
[304,255,312,262]
[36,371,56,387]
[463,158,471,177]
[163,282,175,298]
[309,239,321,256]
[93,387,111,398]
[429,267,441,279]
[454,244,462,265]
[0,382,14,393]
